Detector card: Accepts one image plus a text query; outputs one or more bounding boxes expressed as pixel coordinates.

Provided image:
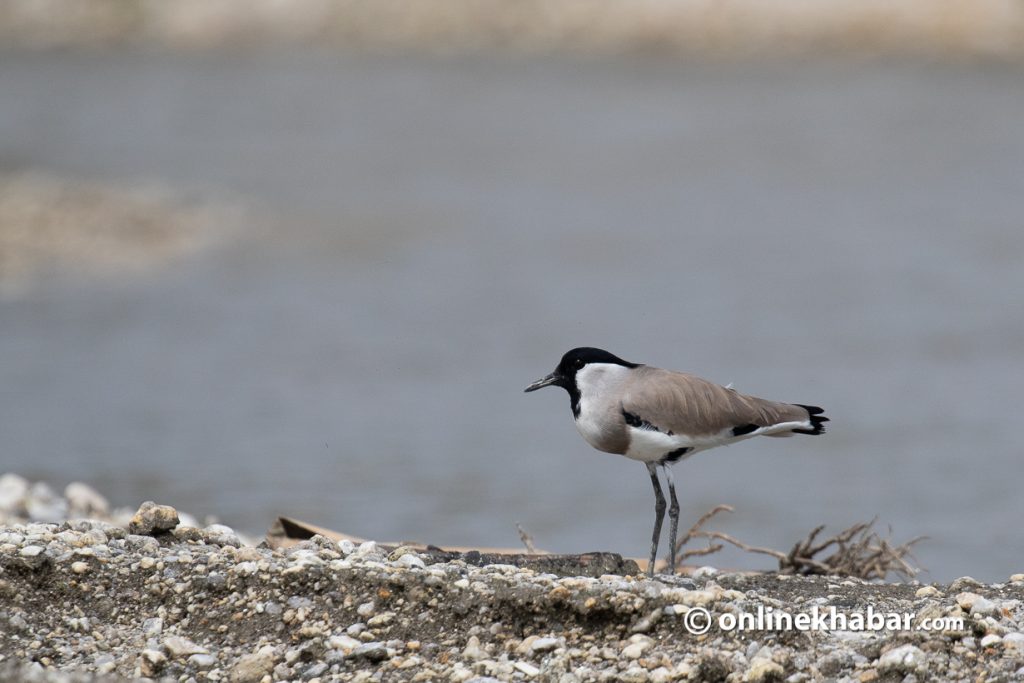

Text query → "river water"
[1,51,1022,581]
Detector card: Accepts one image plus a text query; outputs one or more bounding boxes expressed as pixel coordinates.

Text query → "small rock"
[204,523,241,547]
[1003,633,1024,649]
[915,586,940,598]
[619,667,650,683]
[1010,573,1024,583]
[19,545,44,557]
[878,645,926,674]
[357,601,375,618]
[530,637,559,654]
[970,597,997,616]
[463,635,487,660]
[650,667,673,683]
[329,634,361,653]
[189,653,218,670]
[949,576,981,592]
[0,473,29,513]
[70,561,89,574]
[128,501,180,535]
[745,656,784,682]
[140,649,167,677]
[980,634,1002,648]
[513,661,540,677]
[25,481,68,522]
[622,635,652,660]
[303,662,329,679]
[351,642,389,662]
[64,482,109,517]
[143,617,163,638]
[164,635,208,658]
[230,645,277,683]
[692,566,719,579]
[394,553,426,569]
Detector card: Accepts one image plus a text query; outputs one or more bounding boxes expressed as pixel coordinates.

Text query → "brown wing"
[620,366,811,437]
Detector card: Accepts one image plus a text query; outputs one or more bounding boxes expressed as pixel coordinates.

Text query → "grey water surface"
[1,51,1022,581]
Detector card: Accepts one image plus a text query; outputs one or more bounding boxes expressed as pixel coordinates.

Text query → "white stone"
[462,635,487,660]
[71,561,89,574]
[1003,633,1024,649]
[622,639,651,659]
[692,566,718,579]
[394,553,426,570]
[745,657,783,683]
[189,653,217,669]
[328,634,361,653]
[980,634,1003,648]
[355,541,378,556]
[164,635,208,658]
[915,586,940,598]
[530,637,559,653]
[878,644,926,673]
[0,473,29,513]
[513,661,540,677]
[970,597,997,616]
[19,545,44,557]
[64,482,109,517]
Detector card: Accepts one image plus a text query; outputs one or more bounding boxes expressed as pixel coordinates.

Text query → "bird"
[525,347,828,578]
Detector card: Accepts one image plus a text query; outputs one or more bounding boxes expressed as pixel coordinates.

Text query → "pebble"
[980,634,1003,648]
[878,645,926,673]
[1003,633,1024,649]
[513,661,540,677]
[230,645,276,683]
[127,501,180,535]
[64,482,109,517]
[530,636,560,653]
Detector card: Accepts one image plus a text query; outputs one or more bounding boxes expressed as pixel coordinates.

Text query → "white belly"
[624,427,697,463]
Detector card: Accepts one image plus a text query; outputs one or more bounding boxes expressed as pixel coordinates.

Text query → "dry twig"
[516,522,538,554]
[674,508,924,580]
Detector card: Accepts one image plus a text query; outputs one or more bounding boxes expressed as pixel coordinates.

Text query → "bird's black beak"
[524,372,561,393]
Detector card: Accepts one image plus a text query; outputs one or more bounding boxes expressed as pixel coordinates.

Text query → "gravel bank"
[1,486,1023,682]
[0,173,241,298]
[1,0,1022,59]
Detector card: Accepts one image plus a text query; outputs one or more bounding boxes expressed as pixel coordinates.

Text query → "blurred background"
[1,0,1022,582]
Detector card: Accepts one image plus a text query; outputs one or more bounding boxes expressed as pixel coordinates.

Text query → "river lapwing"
[525,347,828,577]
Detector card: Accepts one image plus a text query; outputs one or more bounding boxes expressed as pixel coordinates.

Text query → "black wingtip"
[793,404,829,435]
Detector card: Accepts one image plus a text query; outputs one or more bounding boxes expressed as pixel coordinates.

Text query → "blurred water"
[1,51,1022,581]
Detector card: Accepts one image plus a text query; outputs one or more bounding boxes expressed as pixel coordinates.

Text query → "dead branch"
[516,522,538,554]
[673,507,924,580]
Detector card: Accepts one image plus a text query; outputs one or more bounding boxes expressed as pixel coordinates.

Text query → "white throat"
[575,363,632,403]
[573,363,633,452]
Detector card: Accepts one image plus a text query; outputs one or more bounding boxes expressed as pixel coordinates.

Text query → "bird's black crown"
[556,347,638,375]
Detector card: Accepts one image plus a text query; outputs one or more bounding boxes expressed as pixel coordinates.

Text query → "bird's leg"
[645,463,666,578]
[664,465,680,575]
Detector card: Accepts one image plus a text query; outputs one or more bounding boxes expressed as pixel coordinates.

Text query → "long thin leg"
[645,462,666,578]
[664,465,680,575]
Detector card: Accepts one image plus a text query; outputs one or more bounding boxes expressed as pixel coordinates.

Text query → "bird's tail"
[790,404,829,435]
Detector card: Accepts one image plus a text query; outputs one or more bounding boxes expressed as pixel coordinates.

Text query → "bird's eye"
[575,359,584,368]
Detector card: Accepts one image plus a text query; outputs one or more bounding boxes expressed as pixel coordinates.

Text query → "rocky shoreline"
[1,477,1023,682]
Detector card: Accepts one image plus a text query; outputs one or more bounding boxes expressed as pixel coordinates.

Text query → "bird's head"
[524,347,637,394]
